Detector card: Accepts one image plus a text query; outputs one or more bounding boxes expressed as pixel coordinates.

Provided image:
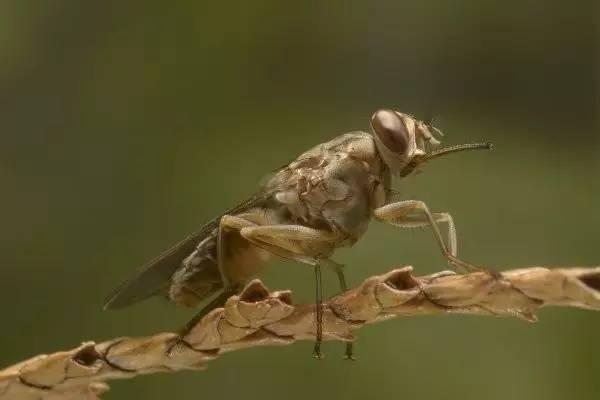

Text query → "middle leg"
[240,224,343,359]
[320,258,355,360]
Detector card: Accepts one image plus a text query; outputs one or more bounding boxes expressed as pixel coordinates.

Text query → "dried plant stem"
[2,265,600,400]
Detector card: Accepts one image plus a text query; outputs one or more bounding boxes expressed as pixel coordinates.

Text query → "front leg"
[373,200,479,272]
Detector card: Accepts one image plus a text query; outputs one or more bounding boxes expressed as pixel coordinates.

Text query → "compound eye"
[371,110,409,154]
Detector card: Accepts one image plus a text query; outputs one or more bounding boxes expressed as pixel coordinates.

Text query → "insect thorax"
[268,132,388,246]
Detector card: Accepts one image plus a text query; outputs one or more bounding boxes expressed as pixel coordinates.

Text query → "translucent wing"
[103,192,273,310]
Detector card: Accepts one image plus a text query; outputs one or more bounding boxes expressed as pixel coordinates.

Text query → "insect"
[104,109,492,359]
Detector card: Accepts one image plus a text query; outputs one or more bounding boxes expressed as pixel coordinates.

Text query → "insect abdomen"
[168,232,222,306]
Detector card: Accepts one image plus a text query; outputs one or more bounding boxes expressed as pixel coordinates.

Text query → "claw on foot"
[343,343,355,361]
[447,255,483,273]
[312,344,324,360]
[446,255,502,280]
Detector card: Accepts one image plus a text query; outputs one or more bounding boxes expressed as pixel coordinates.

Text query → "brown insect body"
[105,110,490,314]
[168,132,389,306]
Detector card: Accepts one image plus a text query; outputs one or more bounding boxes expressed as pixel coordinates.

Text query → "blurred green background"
[0,1,598,399]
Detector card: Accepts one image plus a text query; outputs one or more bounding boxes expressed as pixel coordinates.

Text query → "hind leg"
[176,213,269,337]
[180,288,236,334]
[168,214,262,355]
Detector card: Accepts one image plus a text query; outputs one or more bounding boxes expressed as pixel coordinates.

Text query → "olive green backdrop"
[0,1,598,399]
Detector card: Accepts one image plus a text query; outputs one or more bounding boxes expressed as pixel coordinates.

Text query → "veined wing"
[103,192,273,310]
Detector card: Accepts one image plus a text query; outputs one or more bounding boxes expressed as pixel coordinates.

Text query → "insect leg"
[376,206,458,256]
[169,214,265,355]
[374,200,483,273]
[313,263,323,359]
[216,214,262,288]
[239,225,338,259]
[180,288,236,335]
[239,224,341,359]
[167,288,235,356]
[320,258,355,360]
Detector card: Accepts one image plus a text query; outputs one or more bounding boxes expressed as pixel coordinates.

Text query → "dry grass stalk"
[2,265,600,400]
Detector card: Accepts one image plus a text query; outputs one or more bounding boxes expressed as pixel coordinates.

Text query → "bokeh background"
[1,1,598,399]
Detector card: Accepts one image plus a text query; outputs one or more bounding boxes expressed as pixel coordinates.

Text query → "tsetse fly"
[105,109,492,359]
